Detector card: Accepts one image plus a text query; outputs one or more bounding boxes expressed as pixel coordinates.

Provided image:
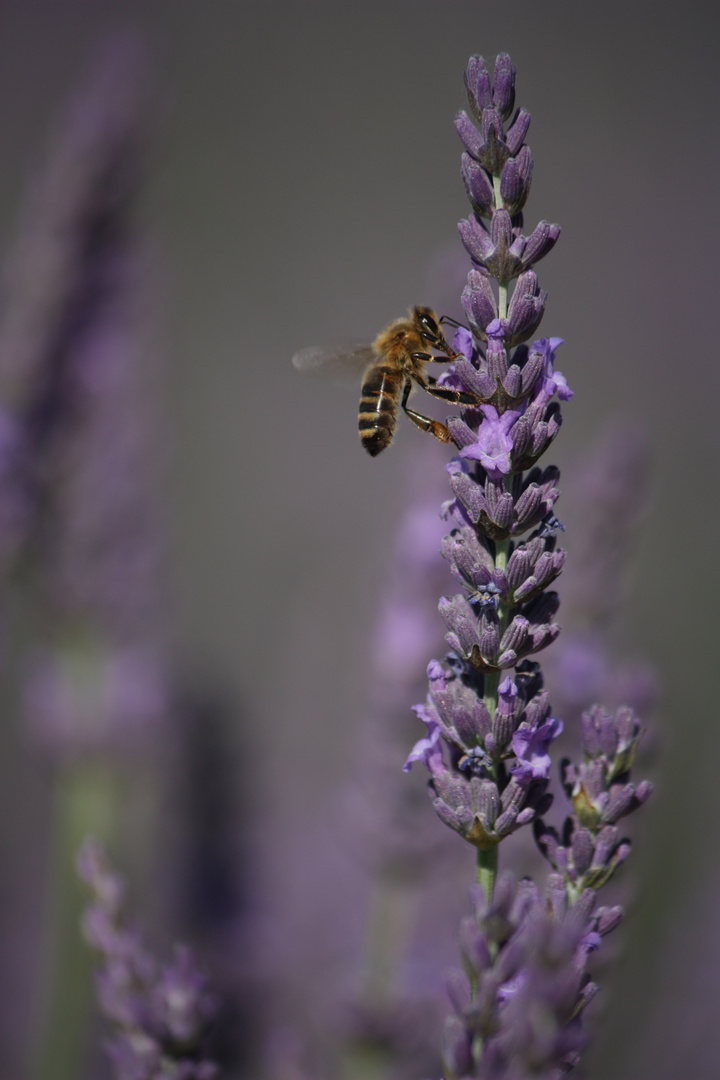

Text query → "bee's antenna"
[439,315,470,331]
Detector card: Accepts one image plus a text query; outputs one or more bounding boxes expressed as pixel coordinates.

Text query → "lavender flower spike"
[77,839,218,1080]
[394,51,654,1076]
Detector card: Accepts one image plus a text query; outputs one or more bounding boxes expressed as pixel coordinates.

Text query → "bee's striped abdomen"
[358,364,404,456]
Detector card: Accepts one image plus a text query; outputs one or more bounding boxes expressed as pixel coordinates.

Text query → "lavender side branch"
[401,53,653,1077]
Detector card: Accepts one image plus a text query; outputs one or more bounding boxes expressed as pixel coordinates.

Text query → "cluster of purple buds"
[536,704,652,900]
[77,840,218,1080]
[402,52,652,1075]
[442,873,622,1079]
[405,658,558,849]
[406,52,573,858]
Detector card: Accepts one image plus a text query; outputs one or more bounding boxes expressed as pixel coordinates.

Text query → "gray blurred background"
[0,2,718,1078]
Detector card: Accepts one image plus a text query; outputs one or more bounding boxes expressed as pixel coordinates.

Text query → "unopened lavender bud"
[486,331,508,381]
[490,207,513,249]
[442,1015,474,1078]
[581,706,616,758]
[474,777,500,825]
[442,527,491,588]
[519,347,546,395]
[446,969,473,1016]
[501,364,522,398]
[499,157,523,211]
[464,54,492,117]
[455,109,483,159]
[505,107,531,155]
[448,469,486,524]
[462,269,497,334]
[456,704,490,746]
[447,416,479,450]
[634,779,653,804]
[459,914,492,974]
[511,480,542,525]
[591,825,622,870]
[458,215,493,264]
[461,152,494,217]
[485,483,514,529]
[614,704,640,748]
[499,615,529,657]
[571,828,594,878]
[479,609,501,661]
[603,783,640,823]
[523,220,561,267]
[569,887,597,927]
[479,108,510,174]
[491,53,516,120]
[515,144,533,186]
[428,657,447,689]
[531,549,564,589]
[507,415,532,461]
[595,906,624,936]
[440,594,483,662]
[507,270,547,344]
[450,360,495,401]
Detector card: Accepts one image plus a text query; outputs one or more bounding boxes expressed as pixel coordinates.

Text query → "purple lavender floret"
[77,839,218,1080]
[399,51,653,1078]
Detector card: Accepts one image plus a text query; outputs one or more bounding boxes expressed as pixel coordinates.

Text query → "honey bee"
[292,306,477,456]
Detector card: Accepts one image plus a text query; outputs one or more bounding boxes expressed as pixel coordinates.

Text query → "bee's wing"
[291,341,375,384]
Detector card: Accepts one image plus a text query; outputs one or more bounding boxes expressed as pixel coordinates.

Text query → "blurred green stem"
[31,760,121,1080]
[341,872,421,1080]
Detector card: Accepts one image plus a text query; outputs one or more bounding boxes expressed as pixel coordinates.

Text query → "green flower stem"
[494,538,509,575]
[31,760,122,1080]
[492,175,508,321]
[476,844,498,906]
[483,539,510,719]
[483,668,500,718]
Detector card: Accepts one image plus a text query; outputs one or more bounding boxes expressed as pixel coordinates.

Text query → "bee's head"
[413,306,442,344]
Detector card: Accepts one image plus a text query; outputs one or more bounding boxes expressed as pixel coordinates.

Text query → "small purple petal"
[404,714,444,775]
[511,716,563,781]
[458,404,521,480]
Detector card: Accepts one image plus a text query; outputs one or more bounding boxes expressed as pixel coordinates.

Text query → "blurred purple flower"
[0,33,170,757]
[78,839,218,1080]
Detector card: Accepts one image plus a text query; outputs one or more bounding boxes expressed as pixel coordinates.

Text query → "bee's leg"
[401,377,452,443]
[410,347,461,364]
[424,377,479,406]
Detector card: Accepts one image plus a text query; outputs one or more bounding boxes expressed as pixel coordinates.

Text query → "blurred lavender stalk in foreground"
[77,839,218,1080]
[0,34,173,1078]
[0,33,167,758]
